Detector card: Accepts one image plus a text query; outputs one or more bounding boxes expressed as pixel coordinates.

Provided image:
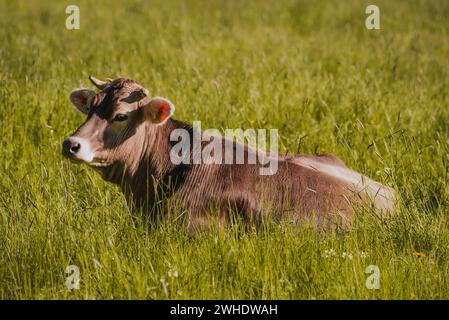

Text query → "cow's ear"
[69,88,96,114]
[142,97,175,125]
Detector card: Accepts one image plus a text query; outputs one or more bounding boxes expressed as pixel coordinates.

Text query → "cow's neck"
[99,118,192,213]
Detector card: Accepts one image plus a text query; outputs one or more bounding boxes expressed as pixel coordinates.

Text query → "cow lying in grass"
[62,76,396,230]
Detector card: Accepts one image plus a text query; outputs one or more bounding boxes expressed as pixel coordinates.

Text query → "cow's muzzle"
[62,137,94,163]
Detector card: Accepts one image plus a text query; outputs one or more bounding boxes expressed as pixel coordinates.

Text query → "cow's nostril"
[63,139,81,157]
[70,142,81,154]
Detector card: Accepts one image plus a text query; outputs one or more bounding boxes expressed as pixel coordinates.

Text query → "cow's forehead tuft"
[91,78,143,115]
[106,78,139,91]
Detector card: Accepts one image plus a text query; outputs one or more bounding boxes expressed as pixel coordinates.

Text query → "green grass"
[0,0,449,299]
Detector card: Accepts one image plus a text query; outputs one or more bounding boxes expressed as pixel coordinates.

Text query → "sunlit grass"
[0,0,448,299]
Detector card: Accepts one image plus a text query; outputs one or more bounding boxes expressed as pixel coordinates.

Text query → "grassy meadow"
[0,0,449,299]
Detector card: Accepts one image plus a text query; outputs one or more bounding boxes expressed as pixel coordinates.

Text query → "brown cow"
[62,76,396,230]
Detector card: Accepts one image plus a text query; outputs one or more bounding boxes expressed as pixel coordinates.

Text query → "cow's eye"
[113,114,128,122]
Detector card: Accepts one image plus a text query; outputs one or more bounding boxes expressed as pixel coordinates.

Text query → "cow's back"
[286,154,397,216]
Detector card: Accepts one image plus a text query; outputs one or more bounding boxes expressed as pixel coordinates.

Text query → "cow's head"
[62,76,175,170]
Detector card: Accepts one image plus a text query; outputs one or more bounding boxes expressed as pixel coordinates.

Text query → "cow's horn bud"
[89,76,109,90]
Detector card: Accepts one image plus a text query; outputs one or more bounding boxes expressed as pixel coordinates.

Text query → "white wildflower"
[359,251,368,259]
[323,249,336,258]
[342,252,353,260]
[168,270,179,278]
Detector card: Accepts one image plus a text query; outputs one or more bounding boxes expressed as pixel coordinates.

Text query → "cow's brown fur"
[63,77,397,230]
